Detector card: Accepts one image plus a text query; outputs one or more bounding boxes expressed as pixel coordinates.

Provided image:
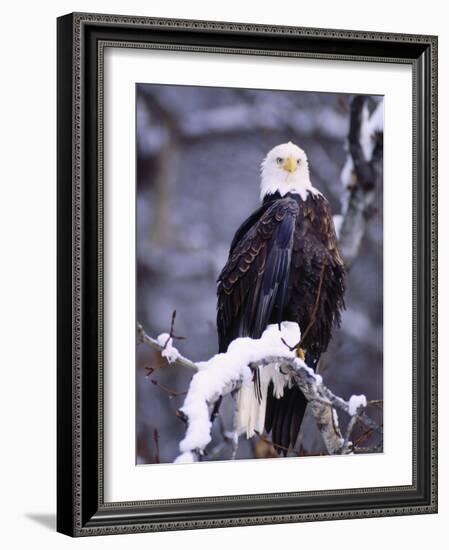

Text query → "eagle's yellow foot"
[296,347,306,361]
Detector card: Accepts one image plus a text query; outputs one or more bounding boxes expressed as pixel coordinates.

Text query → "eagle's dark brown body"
[217,191,345,454]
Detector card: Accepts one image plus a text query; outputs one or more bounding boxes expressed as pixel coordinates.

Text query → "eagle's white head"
[260,141,319,202]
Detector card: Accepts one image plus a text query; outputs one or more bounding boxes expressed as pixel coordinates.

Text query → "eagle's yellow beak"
[282,155,298,173]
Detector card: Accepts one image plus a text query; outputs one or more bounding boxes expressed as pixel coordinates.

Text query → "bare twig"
[282,261,327,353]
[157,310,187,352]
[153,429,161,464]
[164,310,186,346]
[150,379,187,399]
[137,322,197,371]
[367,399,383,409]
[144,364,164,377]
[298,260,327,348]
[257,434,300,456]
[353,426,374,447]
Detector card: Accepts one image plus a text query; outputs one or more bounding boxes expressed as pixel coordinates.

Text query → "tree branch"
[137,322,197,371]
[138,322,381,462]
[337,96,383,268]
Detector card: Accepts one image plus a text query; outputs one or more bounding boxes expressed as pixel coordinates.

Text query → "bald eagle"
[217,142,345,455]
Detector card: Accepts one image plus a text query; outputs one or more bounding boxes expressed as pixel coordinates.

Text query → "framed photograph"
[57,12,438,536]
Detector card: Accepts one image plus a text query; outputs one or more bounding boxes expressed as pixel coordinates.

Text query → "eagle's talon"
[296,347,306,361]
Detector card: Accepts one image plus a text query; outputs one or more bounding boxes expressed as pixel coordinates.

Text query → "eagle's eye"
[297,159,302,164]
[276,157,283,165]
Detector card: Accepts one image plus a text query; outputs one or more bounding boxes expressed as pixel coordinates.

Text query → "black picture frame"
[57,12,438,537]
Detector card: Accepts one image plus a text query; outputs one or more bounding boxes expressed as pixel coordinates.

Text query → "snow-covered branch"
[137,322,197,370]
[138,322,382,463]
[336,96,383,268]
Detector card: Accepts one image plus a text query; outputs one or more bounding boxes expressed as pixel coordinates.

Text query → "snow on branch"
[138,322,382,463]
[137,322,196,371]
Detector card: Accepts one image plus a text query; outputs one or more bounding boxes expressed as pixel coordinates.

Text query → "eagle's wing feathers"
[217,198,299,352]
[253,212,295,336]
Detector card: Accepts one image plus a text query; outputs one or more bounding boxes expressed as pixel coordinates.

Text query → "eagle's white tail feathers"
[236,364,292,439]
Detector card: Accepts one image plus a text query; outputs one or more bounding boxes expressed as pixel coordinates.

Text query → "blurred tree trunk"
[141,90,181,246]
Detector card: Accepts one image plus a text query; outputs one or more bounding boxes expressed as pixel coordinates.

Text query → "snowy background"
[136,84,383,464]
